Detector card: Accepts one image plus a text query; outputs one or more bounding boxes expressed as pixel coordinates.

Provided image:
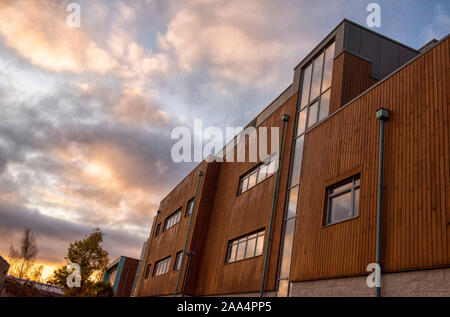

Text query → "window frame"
[153,256,171,277]
[237,154,276,196]
[185,198,195,217]
[301,41,335,129]
[144,263,152,279]
[154,223,161,237]
[163,208,182,231]
[225,229,265,264]
[325,175,360,226]
[173,251,183,271]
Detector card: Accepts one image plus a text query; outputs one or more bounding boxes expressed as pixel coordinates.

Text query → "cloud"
[0,1,118,73]
[0,200,145,264]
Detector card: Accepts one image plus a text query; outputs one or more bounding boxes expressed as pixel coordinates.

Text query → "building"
[0,255,9,293]
[135,19,450,297]
[104,256,140,297]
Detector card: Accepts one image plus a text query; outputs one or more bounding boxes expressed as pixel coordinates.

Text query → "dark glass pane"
[296,108,307,137]
[310,52,324,101]
[353,188,360,217]
[321,42,335,92]
[245,237,256,258]
[289,136,304,187]
[329,191,352,223]
[307,100,319,128]
[286,186,299,219]
[319,89,330,121]
[300,64,312,109]
[279,219,295,279]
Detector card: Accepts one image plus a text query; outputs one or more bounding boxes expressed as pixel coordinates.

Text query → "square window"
[326,175,360,225]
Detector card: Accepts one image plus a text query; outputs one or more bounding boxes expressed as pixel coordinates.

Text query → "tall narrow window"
[154,223,161,237]
[144,263,151,279]
[173,251,183,271]
[325,175,360,225]
[300,41,335,128]
[185,198,195,216]
[276,40,335,297]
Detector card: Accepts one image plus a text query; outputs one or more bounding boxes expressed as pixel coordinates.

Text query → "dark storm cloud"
[0,200,146,263]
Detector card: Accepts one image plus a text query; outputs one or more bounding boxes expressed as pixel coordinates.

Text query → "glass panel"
[329,191,352,223]
[353,188,360,217]
[236,242,245,261]
[289,135,304,187]
[277,279,289,297]
[354,178,360,186]
[255,234,264,256]
[321,42,335,92]
[307,100,319,128]
[242,177,249,192]
[279,219,295,279]
[248,171,257,189]
[257,164,268,183]
[267,157,277,174]
[318,89,330,121]
[245,237,256,258]
[286,186,299,219]
[331,181,352,194]
[296,108,307,137]
[300,64,312,109]
[310,52,324,101]
[228,243,237,263]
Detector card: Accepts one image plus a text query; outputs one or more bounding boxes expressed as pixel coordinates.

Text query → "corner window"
[173,251,183,271]
[154,223,161,237]
[185,198,195,216]
[164,208,181,231]
[226,229,265,263]
[153,256,171,276]
[326,175,360,225]
[144,263,151,279]
[300,41,335,128]
[238,155,276,195]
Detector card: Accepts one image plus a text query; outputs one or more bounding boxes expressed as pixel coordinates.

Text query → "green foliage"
[47,228,110,296]
[3,278,44,297]
[64,281,114,297]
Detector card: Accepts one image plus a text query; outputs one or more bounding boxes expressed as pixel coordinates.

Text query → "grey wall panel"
[380,39,400,79]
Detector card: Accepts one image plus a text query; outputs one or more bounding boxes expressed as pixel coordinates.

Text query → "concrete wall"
[290,268,450,297]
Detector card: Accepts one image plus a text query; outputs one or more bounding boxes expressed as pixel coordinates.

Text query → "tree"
[47,228,110,296]
[8,228,39,280]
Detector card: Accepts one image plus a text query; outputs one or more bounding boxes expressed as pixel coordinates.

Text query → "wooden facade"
[136,22,449,296]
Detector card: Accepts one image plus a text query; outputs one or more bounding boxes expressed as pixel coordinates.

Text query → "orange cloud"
[0,1,118,73]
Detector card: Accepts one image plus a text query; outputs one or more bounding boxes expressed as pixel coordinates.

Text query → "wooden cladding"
[329,51,378,114]
[290,38,449,282]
